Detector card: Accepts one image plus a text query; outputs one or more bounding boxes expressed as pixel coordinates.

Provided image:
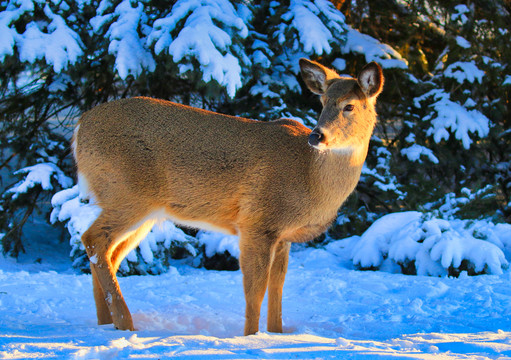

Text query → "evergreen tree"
[0,0,509,274]
[335,0,510,220]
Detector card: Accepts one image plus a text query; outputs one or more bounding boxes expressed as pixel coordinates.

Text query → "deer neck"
[310,141,369,204]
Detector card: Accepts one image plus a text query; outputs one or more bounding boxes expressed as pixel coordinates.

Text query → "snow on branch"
[342,27,407,69]
[451,4,470,24]
[0,1,28,61]
[401,144,439,164]
[423,186,495,218]
[50,186,101,253]
[361,146,406,199]
[149,0,248,98]
[6,163,73,200]
[414,89,489,149]
[277,0,406,70]
[196,231,239,259]
[0,1,83,72]
[281,0,336,55]
[92,0,155,79]
[455,36,471,49]
[444,61,484,84]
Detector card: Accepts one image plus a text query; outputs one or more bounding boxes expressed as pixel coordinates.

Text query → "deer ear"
[357,62,384,98]
[299,58,340,95]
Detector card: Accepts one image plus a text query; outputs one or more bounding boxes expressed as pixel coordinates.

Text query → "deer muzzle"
[308,129,324,147]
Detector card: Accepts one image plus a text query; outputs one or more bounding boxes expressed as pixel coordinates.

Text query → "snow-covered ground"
[1,232,511,359]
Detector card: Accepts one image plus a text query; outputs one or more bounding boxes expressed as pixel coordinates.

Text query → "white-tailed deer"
[73,59,383,335]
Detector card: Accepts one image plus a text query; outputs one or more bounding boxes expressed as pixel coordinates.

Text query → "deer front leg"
[267,240,291,333]
[239,231,275,336]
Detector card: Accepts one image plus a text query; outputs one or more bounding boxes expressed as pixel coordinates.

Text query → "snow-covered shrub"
[51,185,195,275]
[0,0,83,70]
[50,185,241,274]
[196,231,240,271]
[350,212,510,277]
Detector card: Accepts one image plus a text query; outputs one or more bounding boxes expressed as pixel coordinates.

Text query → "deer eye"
[343,104,355,112]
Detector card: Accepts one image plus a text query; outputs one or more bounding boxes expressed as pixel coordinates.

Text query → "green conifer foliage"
[0,0,509,272]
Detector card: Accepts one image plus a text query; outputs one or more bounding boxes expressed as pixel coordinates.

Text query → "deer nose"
[308,130,324,146]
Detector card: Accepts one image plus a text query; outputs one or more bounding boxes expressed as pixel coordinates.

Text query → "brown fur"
[74,59,384,335]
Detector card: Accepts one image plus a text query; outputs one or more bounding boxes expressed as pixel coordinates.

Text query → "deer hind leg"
[239,229,277,336]
[89,221,155,326]
[91,266,113,325]
[82,210,152,331]
[110,219,156,274]
[267,240,291,333]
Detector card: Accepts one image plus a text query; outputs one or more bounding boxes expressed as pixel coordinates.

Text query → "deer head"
[299,59,384,154]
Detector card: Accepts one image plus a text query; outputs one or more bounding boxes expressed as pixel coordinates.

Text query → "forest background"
[0,0,510,277]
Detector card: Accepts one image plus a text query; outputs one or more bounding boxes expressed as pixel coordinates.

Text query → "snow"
[149,0,248,98]
[5,167,511,359]
[282,0,334,55]
[6,163,73,200]
[455,35,471,49]
[1,0,408,102]
[452,4,470,24]
[342,27,408,69]
[351,212,510,277]
[50,186,101,246]
[9,3,83,72]
[401,144,440,164]
[331,57,346,71]
[251,39,273,68]
[352,211,423,269]
[424,186,497,218]
[97,0,156,79]
[197,231,240,258]
[0,4,21,61]
[2,236,511,359]
[361,146,405,199]
[444,61,485,84]
[414,89,490,149]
